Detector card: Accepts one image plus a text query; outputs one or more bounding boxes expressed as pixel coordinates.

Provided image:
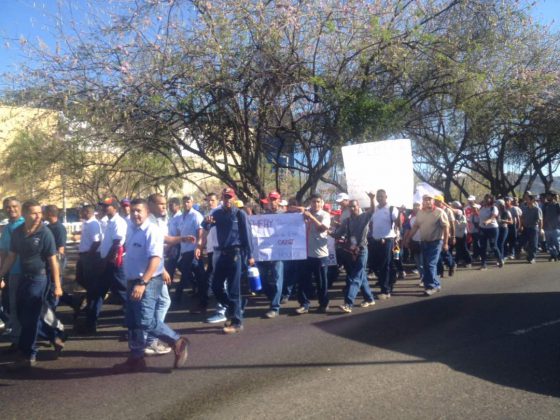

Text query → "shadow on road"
[313,292,560,397]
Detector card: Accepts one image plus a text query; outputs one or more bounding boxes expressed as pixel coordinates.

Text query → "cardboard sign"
[342,139,414,209]
[248,213,307,261]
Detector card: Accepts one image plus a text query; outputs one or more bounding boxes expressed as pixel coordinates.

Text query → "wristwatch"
[137,279,149,286]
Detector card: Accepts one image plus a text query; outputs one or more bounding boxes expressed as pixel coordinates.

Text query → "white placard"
[248,213,307,262]
[341,139,414,209]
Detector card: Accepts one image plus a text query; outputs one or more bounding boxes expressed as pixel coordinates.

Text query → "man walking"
[113,199,188,372]
[86,198,128,333]
[0,200,62,370]
[406,194,449,296]
[202,188,254,333]
[333,198,375,313]
[295,193,331,314]
[0,197,24,353]
[369,189,400,300]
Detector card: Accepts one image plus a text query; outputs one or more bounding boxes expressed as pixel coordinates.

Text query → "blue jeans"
[343,250,373,306]
[497,226,509,261]
[298,257,329,308]
[212,248,243,326]
[146,283,171,346]
[421,240,442,290]
[524,227,539,261]
[7,274,21,345]
[479,227,501,267]
[176,251,207,307]
[371,238,395,294]
[258,260,284,312]
[437,240,455,275]
[454,237,472,265]
[544,229,560,259]
[126,275,180,359]
[86,262,127,329]
[17,274,48,359]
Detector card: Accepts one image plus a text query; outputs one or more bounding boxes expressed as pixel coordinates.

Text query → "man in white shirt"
[171,196,205,311]
[295,193,331,314]
[85,198,128,333]
[369,189,400,300]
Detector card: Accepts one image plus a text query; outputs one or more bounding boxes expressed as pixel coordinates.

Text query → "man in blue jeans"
[257,191,285,319]
[295,193,331,314]
[0,197,24,354]
[369,189,400,300]
[333,198,376,313]
[202,187,254,334]
[0,199,62,370]
[406,194,449,296]
[113,198,188,373]
[521,192,543,264]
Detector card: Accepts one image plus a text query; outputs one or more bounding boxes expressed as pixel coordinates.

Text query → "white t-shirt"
[99,213,128,258]
[79,217,102,253]
[370,205,399,239]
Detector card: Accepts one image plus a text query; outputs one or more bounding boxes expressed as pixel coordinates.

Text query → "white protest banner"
[413,182,443,205]
[341,139,414,209]
[248,213,307,262]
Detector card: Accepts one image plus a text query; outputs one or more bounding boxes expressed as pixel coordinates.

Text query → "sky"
[0,0,559,83]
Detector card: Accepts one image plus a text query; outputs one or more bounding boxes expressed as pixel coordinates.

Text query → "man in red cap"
[201,187,254,333]
[257,191,285,318]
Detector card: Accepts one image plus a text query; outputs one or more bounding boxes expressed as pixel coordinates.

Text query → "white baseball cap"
[335,193,350,203]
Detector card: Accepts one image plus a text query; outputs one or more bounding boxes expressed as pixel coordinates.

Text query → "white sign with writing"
[342,139,414,209]
[248,213,307,261]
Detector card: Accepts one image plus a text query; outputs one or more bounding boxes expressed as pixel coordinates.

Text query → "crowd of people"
[0,186,558,373]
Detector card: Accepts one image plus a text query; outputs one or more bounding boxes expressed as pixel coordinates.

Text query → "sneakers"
[7,357,37,372]
[338,304,352,313]
[265,310,279,319]
[223,325,243,334]
[359,300,375,308]
[529,259,536,264]
[424,288,438,296]
[295,306,309,315]
[173,337,189,368]
[497,259,504,268]
[480,265,488,271]
[0,320,4,330]
[205,311,227,324]
[377,293,391,300]
[113,357,147,373]
[144,341,172,356]
[53,337,65,356]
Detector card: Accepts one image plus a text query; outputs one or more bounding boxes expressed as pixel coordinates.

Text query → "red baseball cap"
[222,187,236,198]
[268,191,281,200]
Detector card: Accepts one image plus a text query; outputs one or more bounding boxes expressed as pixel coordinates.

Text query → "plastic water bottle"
[248,266,262,292]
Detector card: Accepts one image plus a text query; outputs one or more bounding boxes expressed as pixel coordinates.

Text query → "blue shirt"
[172,209,204,254]
[203,206,253,258]
[123,219,164,281]
[0,217,24,275]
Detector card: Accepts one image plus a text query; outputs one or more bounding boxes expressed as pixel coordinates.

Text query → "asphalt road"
[0,256,559,420]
